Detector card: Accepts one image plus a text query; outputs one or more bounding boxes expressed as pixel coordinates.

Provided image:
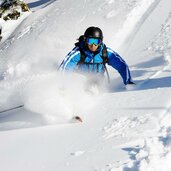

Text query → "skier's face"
[87,44,99,52]
[86,38,101,52]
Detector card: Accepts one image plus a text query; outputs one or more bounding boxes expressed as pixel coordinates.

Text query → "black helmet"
[84,26,103,40]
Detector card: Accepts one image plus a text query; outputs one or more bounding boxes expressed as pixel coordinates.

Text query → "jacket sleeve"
[107,47,132,85]
[59,47,81,71]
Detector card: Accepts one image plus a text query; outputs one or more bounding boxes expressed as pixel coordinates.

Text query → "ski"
[0,105,24,114]
[0,105,83,123]
[72,116,83,122]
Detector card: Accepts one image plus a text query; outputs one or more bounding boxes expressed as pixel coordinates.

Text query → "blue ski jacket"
[59,42,132,85]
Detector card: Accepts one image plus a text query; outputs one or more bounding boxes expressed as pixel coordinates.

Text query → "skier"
[59,26,134,86]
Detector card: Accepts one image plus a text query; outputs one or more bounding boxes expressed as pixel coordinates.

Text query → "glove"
[125,81,136,90]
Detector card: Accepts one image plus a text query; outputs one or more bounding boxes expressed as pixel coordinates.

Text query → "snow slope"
[1,0,171,170]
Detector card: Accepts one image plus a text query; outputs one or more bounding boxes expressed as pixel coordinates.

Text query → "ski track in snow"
[98,2,171,170]
[113,9,171,171]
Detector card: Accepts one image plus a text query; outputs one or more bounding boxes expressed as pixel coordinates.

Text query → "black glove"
[126,81,135,85]
[125,81,136,90]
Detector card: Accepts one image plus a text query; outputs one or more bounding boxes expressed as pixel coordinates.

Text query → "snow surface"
[0,0,171,170]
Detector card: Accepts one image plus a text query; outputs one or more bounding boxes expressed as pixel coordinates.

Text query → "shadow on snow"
[28,0,56,9]
[136,76,171,90]
[131,55,171,91]
[134,56,166,69]
[0,107,50,131]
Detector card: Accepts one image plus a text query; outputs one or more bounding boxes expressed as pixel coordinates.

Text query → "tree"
[0,0,29,21]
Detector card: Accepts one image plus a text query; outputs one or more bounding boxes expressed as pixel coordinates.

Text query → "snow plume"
[23,73,82,123]
[1,71,102,124]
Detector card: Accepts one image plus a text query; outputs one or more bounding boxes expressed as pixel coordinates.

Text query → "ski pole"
[0,105,24,114]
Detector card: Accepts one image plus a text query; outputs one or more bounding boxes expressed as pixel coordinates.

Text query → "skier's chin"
[87,45,98,52]
[91,50,97,52]
[89,48,98,52]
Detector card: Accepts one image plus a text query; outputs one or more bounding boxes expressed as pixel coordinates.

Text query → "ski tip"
[73,116,83,123]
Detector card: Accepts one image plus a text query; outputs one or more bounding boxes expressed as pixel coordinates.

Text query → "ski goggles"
[87,38,101,46]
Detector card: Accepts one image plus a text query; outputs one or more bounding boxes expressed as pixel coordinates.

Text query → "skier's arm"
[59,47,81,71]
[107,47,133,85]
